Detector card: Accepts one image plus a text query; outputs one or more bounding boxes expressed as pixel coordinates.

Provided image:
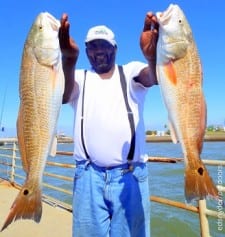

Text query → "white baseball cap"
[85,25,117,46]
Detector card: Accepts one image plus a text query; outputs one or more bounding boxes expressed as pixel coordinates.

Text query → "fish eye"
[178,19,182,24]
[39,25,43,30]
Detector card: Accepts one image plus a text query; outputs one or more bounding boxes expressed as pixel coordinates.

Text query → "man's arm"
[58,14,79,104]
[136,12,159,87]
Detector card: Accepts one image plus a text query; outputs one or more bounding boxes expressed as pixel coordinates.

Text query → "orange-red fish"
[1,12,64,231]
[156,4,218,202]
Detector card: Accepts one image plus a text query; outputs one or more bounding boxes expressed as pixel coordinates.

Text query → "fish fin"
[198,94,207,153]
[184,159,219,203]
[168,120,179,143]
[49,135,57,157]
[163,61,177,85]
[1,183,42,232]
[16,106,29,173]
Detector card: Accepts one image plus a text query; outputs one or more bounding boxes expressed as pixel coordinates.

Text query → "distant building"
[156,131,165,136]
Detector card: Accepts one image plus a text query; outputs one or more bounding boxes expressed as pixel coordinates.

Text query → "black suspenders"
[118,65,136,162]
[81,65,135,163]
[81,69,90,159]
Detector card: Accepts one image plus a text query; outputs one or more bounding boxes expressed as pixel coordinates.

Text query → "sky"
[0,0,224,137]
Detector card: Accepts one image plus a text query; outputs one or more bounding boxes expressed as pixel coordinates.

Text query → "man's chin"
[94,64,110,74]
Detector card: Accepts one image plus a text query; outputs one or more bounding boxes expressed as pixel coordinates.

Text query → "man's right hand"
[59,13,79,64]
[59,14,79,104]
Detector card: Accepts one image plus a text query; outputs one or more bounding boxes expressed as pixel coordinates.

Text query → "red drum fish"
[1,12,64,231]
[156,4,218,202]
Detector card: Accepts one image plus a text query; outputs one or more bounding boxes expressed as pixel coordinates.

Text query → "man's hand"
[140,12,159,62]
[59,14,79,104]
[58,13,79,64]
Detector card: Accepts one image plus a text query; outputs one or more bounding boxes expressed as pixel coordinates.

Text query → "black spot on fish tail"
[23,189,29,195]
[197,167,204,176]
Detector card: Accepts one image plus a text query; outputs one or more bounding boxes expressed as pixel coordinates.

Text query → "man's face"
[86,39,116,74]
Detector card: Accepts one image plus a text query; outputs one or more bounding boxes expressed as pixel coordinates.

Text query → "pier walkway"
[0,179,72,237]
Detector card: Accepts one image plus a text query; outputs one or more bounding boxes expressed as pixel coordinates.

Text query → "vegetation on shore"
[145,126,225,142]
[146,125,225,136]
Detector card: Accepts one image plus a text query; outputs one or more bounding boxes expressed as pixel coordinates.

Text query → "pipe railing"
[0,138,224,237]
[0,138,74,209]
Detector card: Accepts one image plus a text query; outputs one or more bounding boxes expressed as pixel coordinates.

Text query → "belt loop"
[84,160,90,170]
[122,161,134,175]
[128,160,134,172]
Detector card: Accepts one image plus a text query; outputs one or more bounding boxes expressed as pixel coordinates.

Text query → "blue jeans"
[72,161,150,237]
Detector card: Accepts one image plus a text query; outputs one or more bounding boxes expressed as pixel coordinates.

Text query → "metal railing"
[0,138,224,237]
[0,138,74,211]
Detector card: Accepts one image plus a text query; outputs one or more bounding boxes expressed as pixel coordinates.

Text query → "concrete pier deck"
[0,179,72,237]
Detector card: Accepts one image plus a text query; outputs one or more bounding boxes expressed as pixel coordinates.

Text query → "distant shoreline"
[1,133,225,145]
[145,134,225,142]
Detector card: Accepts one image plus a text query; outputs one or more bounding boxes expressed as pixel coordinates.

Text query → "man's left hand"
[140,12,159,62]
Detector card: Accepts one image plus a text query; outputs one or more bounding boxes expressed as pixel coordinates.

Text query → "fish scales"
[20,49,52,178]
[1,12,64,231]
[156,4,218,202]
[175,42,203,150]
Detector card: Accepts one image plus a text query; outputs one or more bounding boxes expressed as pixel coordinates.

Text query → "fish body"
[1,12,64,231]
[156,4,218,202]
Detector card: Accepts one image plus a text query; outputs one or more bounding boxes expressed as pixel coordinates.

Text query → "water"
[146,141,225,237]
[1,141,224,236]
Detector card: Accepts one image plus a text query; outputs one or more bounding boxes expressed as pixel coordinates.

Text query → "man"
[59,12,159,237]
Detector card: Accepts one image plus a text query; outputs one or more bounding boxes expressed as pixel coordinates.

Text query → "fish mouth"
[32,12,61,66]
[37,12,60,33]
[156,4,177,26]
[34,12,60,49]
[42,12,60,31]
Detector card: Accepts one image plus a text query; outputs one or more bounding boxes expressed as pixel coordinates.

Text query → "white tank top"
[70,62,149,167]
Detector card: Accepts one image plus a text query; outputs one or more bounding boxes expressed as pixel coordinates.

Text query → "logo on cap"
[94,29,109,36]
[85,25,116,46]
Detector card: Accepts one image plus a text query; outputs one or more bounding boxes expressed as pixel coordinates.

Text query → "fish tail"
[184,159,219,203]
[1,183,42,231]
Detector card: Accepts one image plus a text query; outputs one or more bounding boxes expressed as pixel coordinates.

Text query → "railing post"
[198,199,211,237]
[10,141,16,183]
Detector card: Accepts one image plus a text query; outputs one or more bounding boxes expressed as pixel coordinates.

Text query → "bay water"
[146,141,225,237]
